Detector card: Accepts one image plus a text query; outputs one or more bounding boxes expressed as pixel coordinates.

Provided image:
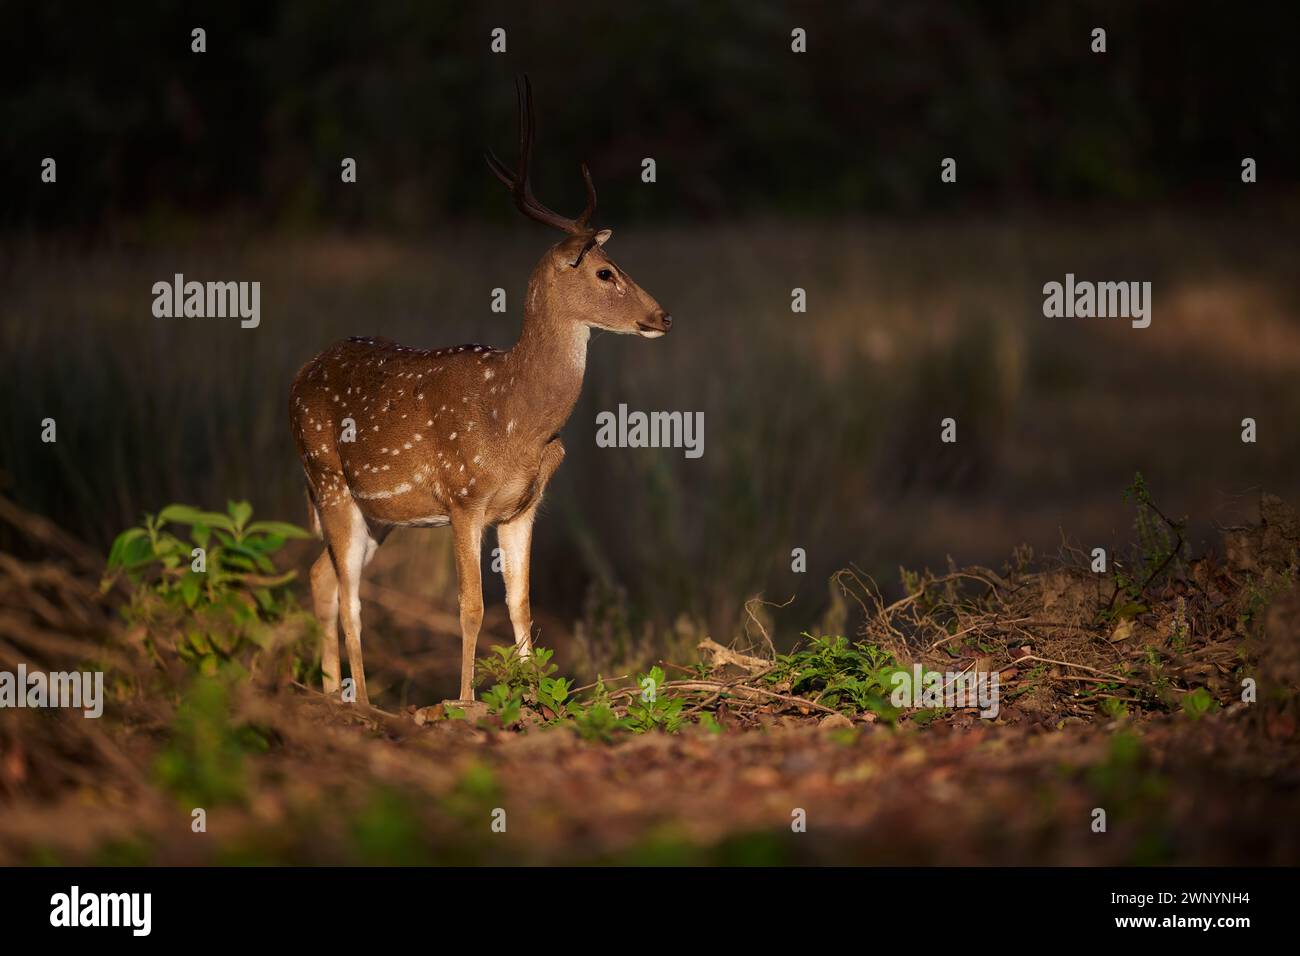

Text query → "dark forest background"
[5,0,1298,232]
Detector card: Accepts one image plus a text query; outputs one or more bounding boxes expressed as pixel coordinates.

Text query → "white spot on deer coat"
[355,482,412,500]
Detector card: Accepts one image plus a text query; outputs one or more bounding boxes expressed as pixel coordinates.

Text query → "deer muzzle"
[637,311,673,338]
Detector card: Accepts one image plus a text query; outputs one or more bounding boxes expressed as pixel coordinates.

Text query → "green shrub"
[768,634,904,719]
[625,665,685,733]
[103,500,315,679]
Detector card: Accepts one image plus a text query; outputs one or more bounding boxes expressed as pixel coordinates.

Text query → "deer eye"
[596,268,613,282]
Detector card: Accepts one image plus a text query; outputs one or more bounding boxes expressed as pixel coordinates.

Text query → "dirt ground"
[0,492,1297,866]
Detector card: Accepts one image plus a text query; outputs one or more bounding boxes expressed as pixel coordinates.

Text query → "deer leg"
[497,508,537,660]
[309,550,341,693]
[451,508,486,701]
[319,500,379,707]
[497,439,563,663]
[497,437,564,661]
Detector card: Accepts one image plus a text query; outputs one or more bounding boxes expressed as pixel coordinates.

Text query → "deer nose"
[660,313,673,331]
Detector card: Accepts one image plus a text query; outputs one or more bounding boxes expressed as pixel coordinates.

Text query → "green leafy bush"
[478,644,556,694]
[625,665,685,733]
[768,634,904,718]
[572,699,626,741]
[481,683,524,725]
[103,501,315,678]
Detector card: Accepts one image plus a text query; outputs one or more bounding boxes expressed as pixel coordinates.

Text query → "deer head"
[486,76,672,339]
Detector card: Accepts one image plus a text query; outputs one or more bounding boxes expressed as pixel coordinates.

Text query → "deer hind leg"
[309,550,341,693]
[318,499,383,707]
[451,507,486,701]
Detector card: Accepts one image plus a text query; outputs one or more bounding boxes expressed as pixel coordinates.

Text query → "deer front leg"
[496,437,564,661]
[451,507,486,701]
[497,508,537,660]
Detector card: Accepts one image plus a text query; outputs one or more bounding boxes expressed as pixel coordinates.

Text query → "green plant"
[482,684,524,726]
[1181,687,1217,720]
[1141,645,1172,698]
[564,676,630,740]
[571,700,626,741]
[768,634,904,718]
[1107,473,1184,617]
[478,644,557,695]
[1237,570,1288,632]
[1099,696,1129,720]
[1170,596,1190,651]
[478,645,628,734]
[537,675,574,718]
[625,665,685,733]
[696,711,723,735]
[479,644,588,724]
[103,501,314,676]
[909,708,941,728]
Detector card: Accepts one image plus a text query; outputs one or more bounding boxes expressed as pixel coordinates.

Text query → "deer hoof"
[442,699,488,722]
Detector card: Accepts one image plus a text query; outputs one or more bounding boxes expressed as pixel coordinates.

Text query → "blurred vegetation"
[154,674,267,808]
[5,0,1298,233]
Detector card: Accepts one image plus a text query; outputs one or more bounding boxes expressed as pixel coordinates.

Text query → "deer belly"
[402,513,451,528]
[359,498,450,528]
[349,482,448,527]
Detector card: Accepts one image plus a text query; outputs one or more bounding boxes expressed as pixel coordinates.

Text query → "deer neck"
[503,281,590,443]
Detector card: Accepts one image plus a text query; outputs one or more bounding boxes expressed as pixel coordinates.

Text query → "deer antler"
[486,74,597,235]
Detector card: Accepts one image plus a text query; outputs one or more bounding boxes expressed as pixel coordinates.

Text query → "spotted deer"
[289,76,671,707]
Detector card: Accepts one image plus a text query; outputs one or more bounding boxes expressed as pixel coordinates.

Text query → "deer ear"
[594,229,612,246]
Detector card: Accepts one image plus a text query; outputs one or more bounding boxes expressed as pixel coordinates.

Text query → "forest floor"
[0,490,1298,865]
